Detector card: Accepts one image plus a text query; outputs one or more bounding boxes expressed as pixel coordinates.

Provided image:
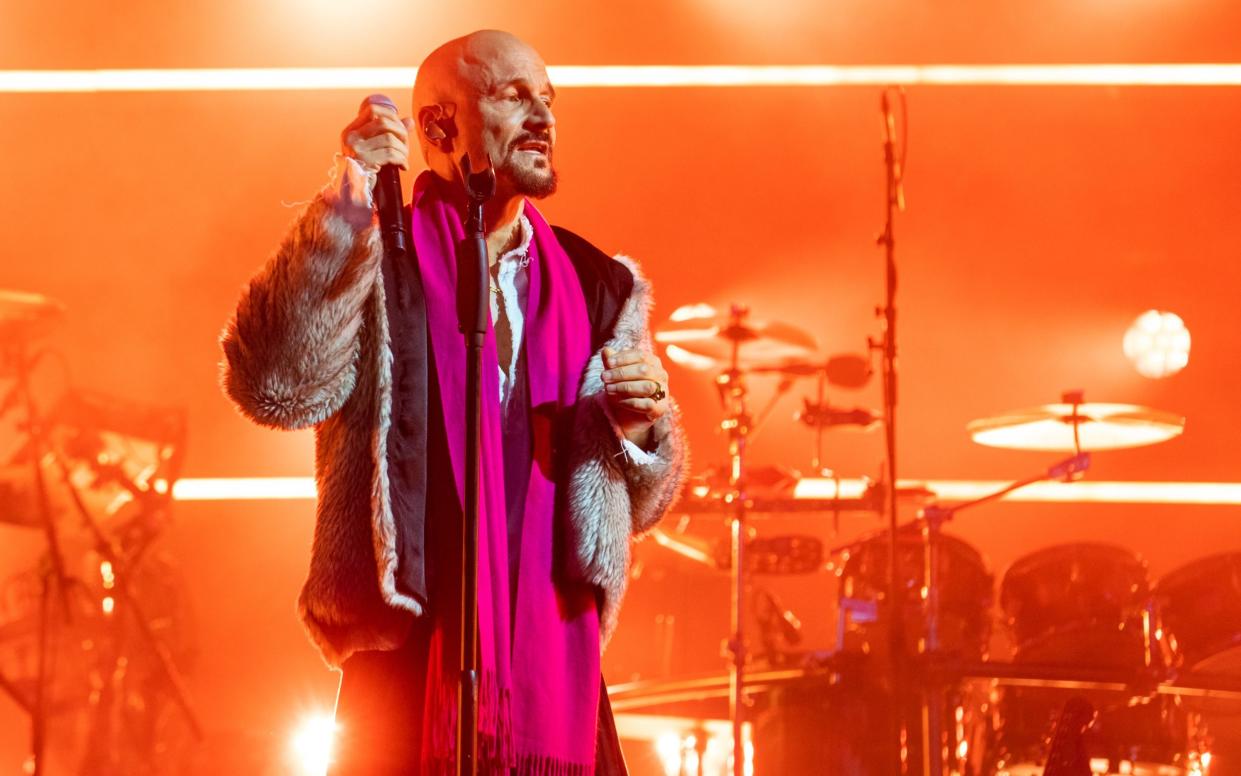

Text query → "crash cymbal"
[968,401,1185,452]
[0,289,65,344]
[655,303,818,370]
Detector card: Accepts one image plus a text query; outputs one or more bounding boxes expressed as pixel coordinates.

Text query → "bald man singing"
[220,30,686,776]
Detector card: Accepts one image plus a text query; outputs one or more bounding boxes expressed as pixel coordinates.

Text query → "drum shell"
[993,543,1190,774]
[754,669,991,776]
[992,688,1191,773]
[837,530,993,659]
[1155,552,1241,774]
[1000,543,1151,655]
[1155,551,1241,675]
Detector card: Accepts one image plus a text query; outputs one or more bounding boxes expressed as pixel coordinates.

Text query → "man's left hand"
[601,347,671,449]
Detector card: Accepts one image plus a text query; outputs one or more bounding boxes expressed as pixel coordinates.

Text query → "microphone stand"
[873,86,906,775]
[455,154,494,776]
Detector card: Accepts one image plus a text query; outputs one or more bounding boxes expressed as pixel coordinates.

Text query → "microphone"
[881,89,896,147]
[362,94,409,257]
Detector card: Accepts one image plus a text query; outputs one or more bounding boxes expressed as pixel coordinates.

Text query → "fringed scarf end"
[424,667,516,775]
[515,753,594,776]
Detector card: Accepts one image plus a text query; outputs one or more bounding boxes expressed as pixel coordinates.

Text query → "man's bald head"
[412,30,558,199]
[413,30,545,113]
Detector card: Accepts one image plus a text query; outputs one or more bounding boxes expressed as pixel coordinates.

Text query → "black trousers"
[327,626,628,776]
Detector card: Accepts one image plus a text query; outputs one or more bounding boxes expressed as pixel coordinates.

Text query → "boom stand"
[456,154,494,776]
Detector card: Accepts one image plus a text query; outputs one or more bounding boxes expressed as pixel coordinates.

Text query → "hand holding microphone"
[342,94,412,256]
[341,95,412,171]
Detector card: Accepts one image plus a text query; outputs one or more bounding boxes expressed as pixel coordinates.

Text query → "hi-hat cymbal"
[0,289,65,343]
[968,402,1185,452]
[655,304,818,370]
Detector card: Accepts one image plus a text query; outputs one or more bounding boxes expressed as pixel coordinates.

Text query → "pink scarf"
[410,172,601,776]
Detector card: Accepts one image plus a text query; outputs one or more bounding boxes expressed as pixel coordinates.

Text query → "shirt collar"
[497,214,534,266]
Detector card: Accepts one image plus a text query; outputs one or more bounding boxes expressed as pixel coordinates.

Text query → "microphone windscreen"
[362,93,398,112]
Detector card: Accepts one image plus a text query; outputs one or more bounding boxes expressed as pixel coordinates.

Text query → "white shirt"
[490,216,532,410]
[328,156,656,463]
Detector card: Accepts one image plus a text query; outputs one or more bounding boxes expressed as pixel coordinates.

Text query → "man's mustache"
[509,133,553,152]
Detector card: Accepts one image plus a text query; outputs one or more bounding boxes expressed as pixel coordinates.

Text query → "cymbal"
[968,402,1185,452]
[0,289,65,343]
[656,304,817,370]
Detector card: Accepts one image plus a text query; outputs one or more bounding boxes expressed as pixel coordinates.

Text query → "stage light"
[791,477,872,500]
[1124,309,1190,379]
[793,477,1241,505]
[655,732,683,776]
[167,476,1241,505]
[917,480,1241,505]
[171,476,317,500]
[4,64,1241,93]
[649,728,748,776]
[289,713,338,776]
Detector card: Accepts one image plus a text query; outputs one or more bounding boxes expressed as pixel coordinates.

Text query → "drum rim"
[1001,541,1150,582]
[842,527,991,570]
[1154,549,1241,592]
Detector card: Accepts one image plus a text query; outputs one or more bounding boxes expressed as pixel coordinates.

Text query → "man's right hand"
[340,102,413,170]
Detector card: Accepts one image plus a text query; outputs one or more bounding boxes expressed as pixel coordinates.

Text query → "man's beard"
[500,149,558,199]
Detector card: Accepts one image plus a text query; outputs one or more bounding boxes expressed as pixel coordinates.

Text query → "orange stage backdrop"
[2,1,1240,772]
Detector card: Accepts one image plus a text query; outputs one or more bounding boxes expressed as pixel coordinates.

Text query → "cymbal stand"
[50,453,204,750]
[2,340,75,776]
[917,452,1091,776]
[716,304,752,776]
[811,372,827,474]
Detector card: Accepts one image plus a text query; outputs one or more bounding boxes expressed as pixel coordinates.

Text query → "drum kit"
[0,290,198,775]
[606,301,1241,776]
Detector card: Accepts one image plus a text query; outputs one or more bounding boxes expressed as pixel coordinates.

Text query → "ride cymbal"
[968,401,1185,452]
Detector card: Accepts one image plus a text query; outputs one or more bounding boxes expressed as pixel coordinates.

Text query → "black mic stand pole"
[456,153,494,776]
[875,86,906,776]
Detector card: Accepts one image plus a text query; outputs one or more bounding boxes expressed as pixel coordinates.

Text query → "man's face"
[457,43,558,199]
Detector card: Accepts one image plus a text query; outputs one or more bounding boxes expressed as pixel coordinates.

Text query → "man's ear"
[418,104,456,152]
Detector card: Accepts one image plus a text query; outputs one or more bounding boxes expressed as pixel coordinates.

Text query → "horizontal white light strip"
[3,64,1241,93]
[172,477,317,501]
[173,476,1241,505]
[0,68,419,93]
[921,480,1241,505]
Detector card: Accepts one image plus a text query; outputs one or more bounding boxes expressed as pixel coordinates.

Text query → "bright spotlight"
[655,732,683,776]
[1123,309,1190,378]
[289,713,338,776]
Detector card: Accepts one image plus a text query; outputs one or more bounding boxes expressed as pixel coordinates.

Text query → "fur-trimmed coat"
[220,193,687,667]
